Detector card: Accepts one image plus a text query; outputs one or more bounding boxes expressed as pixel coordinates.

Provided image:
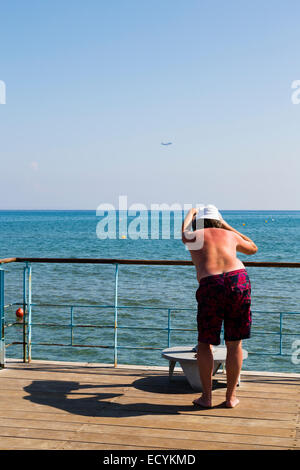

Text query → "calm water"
[1,210,300,373]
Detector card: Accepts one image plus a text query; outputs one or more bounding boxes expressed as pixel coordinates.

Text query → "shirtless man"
[182,205,258,409]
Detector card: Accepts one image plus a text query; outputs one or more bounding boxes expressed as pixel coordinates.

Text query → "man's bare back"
[181,208,258,282]
[189,228,245,282]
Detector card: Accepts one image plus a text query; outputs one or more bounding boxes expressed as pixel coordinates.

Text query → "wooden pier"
[0,359,299,450]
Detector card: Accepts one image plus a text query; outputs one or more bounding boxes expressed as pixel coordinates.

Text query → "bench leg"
[169,360,176,381]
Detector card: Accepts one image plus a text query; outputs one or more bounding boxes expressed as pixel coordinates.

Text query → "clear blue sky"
[0,0,300,210]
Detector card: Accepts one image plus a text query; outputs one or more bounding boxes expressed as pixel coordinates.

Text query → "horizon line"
[0,209,299,212]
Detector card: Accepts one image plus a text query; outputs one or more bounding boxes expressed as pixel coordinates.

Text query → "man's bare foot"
[192,395,212,408]
[225,397,240,408]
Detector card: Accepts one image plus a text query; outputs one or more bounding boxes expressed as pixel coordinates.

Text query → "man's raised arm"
[220,219,258,254]
[181,208,197,244]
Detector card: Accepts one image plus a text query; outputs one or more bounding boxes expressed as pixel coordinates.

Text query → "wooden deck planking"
[0,386,297,414]
[0,420,295,449]
[0,407,295,438]
[0,360,299,450]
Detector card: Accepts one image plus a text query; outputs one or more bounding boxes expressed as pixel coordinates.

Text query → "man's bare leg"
[193,342,214,408]
[225,340,243,408]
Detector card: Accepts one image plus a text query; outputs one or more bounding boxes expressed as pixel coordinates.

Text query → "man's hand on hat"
[191,208,199,217]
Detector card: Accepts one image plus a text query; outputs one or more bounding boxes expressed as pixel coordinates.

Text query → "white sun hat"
[195,204,222,221]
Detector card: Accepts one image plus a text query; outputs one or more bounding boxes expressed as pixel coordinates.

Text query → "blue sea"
[1,210,300,373]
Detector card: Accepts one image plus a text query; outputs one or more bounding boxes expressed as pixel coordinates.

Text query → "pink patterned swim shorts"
[196,268,252,346]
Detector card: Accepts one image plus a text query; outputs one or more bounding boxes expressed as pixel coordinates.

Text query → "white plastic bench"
[162,345,248,391]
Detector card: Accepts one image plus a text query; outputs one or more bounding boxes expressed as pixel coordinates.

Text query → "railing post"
[279,313,283,356]
[0,268,5,368]
[23,263,32,363]
[22,265,27,363]
[70,306,74,346]
[114,263,119,367]
[167,309,171,347]
[27,264,32,362]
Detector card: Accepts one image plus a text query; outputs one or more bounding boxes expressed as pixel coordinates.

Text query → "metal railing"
[0,257,300,369]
